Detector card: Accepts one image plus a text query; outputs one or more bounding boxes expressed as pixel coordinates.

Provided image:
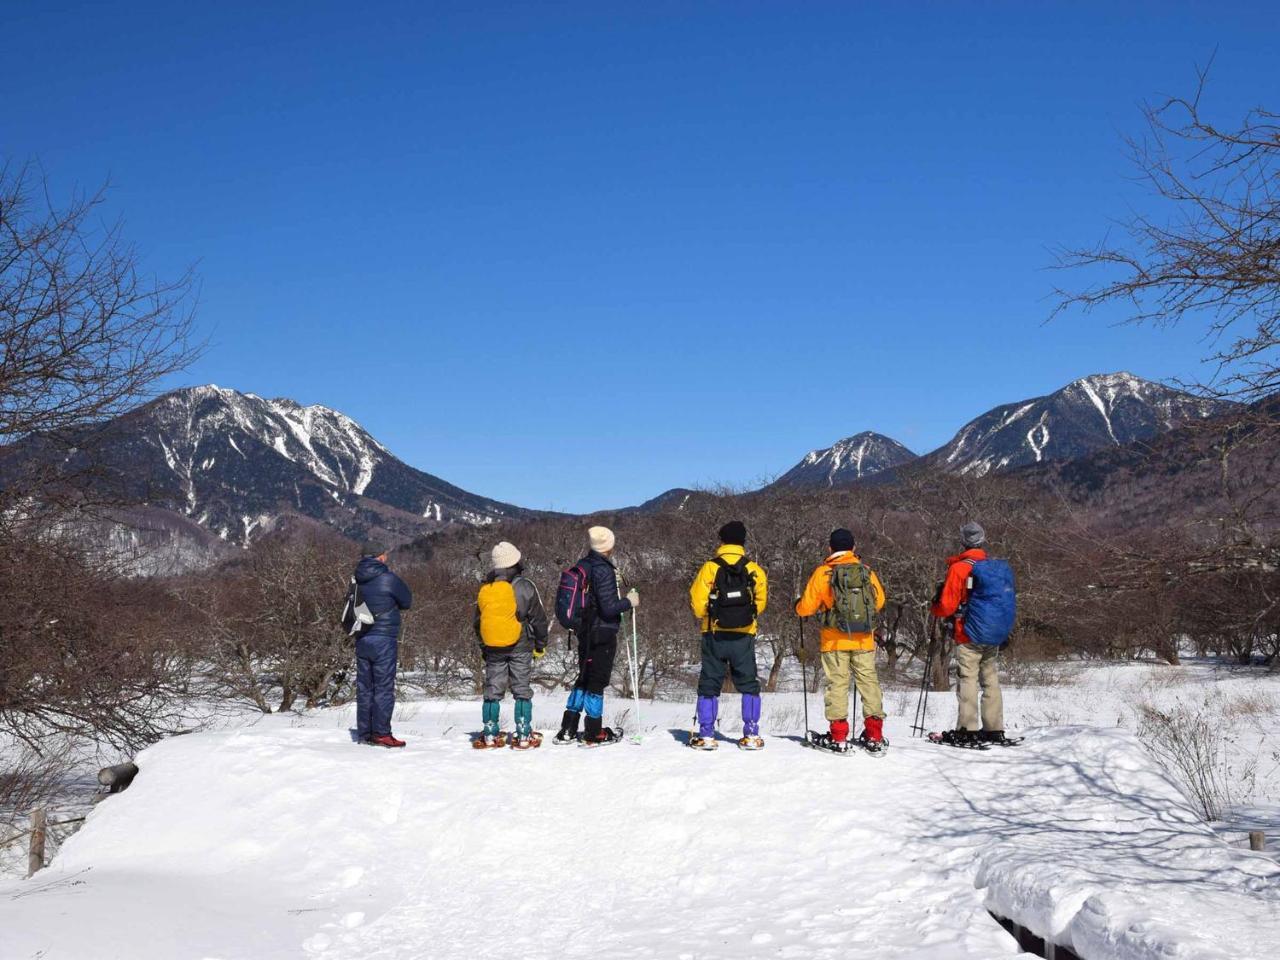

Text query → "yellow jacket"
[795,552,885,652]
[689,544,768,635]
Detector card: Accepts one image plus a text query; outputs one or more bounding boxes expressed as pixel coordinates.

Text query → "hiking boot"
[579,727,622,748]
[370,734,406,748]
[689,734,719,751]
[856,732,888,756]
[552,728,579,745]
[737,735,765,751]
[511,732,543,750]
[979,730,1022,746]
[809,732,850,753]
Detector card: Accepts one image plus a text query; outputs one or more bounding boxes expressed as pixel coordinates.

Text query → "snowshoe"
[855,734,889,757]
[510,731,543,751]
[689,733,719,751]
[551,728,579,746]
[979,731,1023,747]
[471,732,507,750]
[579,727,623,748]
[737,736,765,751]
[803,731,853,755]
[927,730,990,751]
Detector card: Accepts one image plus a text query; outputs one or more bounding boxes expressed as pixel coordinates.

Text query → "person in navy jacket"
[552,526,639,747]
[353,542,412,747]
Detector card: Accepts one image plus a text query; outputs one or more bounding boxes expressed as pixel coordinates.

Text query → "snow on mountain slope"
[926,372,1234,478]
[3,385,533,550]
[771,431,918,489]
[4,695,1276,960]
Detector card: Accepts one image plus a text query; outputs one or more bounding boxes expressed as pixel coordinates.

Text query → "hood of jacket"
[355,556,390,585]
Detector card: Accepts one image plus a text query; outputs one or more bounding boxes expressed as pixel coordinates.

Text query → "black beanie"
[718,520,747,546]
[829,528,855,553]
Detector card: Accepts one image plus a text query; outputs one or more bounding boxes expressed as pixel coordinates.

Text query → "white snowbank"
[2,696,1276,960]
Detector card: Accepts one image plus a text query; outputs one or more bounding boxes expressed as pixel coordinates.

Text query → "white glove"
[626,589,640,609]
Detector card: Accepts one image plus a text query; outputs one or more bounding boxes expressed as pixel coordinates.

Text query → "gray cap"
[960,522,986,548]
[360,541,388,558]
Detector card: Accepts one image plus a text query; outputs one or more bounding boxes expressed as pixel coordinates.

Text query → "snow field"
[3,683,1278,960]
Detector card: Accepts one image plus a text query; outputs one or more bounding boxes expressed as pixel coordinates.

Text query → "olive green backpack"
[822,564,878,634]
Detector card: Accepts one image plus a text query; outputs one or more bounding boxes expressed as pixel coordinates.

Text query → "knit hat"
[829,528,855,553]
[960,521,986,548]
[718,520,747,546]
[360,540,388,558]
[490,541,521,570]
[588,525,616,553]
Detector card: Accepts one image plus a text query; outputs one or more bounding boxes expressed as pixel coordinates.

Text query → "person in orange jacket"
[931,521,1007,745]
[794,528,888,753]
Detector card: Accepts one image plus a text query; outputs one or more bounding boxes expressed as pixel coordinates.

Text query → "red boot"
[862,716,884,743]
[829,718,850,743]
[371,733,406,748]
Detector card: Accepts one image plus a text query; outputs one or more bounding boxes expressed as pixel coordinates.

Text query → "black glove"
[931,582,944,606]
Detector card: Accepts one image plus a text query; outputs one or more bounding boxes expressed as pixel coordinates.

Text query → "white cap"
[490,541,521,570]
[588,525,616,553]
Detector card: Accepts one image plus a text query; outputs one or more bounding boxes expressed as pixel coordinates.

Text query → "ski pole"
[629,607,642,743]
[912,614,939,738]
[798,614,810,741]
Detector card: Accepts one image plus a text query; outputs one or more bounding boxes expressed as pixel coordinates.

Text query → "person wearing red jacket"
[931,521,1006,745]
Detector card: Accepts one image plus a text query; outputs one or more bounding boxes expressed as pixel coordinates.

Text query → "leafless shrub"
[1136,695,1238,821]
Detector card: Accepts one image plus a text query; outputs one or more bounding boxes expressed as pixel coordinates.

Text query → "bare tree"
[1052,63,1279,400]
[0,165,199,758]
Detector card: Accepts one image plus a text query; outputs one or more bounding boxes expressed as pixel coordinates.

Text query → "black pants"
[580,629,618,695]
[563,627,619,738]
[697,632,761,698]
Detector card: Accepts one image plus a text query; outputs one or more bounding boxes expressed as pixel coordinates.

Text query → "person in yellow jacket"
[687,521,768,750]
[794,528,888,754]
[473,541,549,749]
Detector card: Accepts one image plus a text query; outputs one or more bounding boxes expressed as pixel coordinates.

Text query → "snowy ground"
[2,658,1278,960]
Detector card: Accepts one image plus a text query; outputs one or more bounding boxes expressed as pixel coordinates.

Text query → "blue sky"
[4,2,1274,511]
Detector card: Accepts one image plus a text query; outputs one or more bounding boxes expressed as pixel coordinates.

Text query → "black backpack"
[708,557,757,630]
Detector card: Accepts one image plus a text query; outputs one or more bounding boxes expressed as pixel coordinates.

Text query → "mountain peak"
[926,372,1233,477]
[771,431,917,489]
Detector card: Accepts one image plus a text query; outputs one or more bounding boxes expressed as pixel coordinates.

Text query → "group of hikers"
[344,519,1016,752]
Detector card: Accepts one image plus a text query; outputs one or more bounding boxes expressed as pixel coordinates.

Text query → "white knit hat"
[588,525,616,553]
[490,541,521,570]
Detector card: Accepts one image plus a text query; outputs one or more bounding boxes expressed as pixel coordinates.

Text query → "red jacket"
[930,548,987,644]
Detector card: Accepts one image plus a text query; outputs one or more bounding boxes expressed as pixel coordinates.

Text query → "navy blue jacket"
[582,550,632,632]
[354,557,413,641]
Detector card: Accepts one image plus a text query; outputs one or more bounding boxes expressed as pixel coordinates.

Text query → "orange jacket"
[931,548,987,644]
[794,552,885,652]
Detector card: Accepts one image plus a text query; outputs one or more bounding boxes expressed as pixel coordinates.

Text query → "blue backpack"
[962,558,1016,646]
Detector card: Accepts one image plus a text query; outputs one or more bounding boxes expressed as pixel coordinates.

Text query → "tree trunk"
[765,646,784,693]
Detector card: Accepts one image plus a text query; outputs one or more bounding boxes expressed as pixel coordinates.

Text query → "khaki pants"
[954,642,1004,731]
[820,649,885,721]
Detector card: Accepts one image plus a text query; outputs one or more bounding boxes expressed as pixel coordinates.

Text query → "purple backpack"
[554,563,591,633]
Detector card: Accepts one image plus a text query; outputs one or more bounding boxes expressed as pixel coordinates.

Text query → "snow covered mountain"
[7,385,532,549]
[924,372,1233,477]
[769,432,918,489]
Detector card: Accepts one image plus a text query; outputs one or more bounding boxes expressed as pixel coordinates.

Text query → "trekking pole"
[627,607,642,744]
[798,614,810,741]
[911,614,939,738]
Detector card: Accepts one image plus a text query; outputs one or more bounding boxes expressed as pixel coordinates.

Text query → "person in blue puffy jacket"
[352,542,412,747]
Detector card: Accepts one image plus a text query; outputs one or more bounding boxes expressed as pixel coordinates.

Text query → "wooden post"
[1250,831,1266,851]
[27,808,46,878]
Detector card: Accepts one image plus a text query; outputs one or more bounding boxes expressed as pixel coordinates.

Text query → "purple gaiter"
[697,696,718,737]
[742,693,762,736]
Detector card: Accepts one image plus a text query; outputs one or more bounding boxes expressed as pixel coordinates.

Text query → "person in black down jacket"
[353,542,413,747]
[552,526,639,747]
